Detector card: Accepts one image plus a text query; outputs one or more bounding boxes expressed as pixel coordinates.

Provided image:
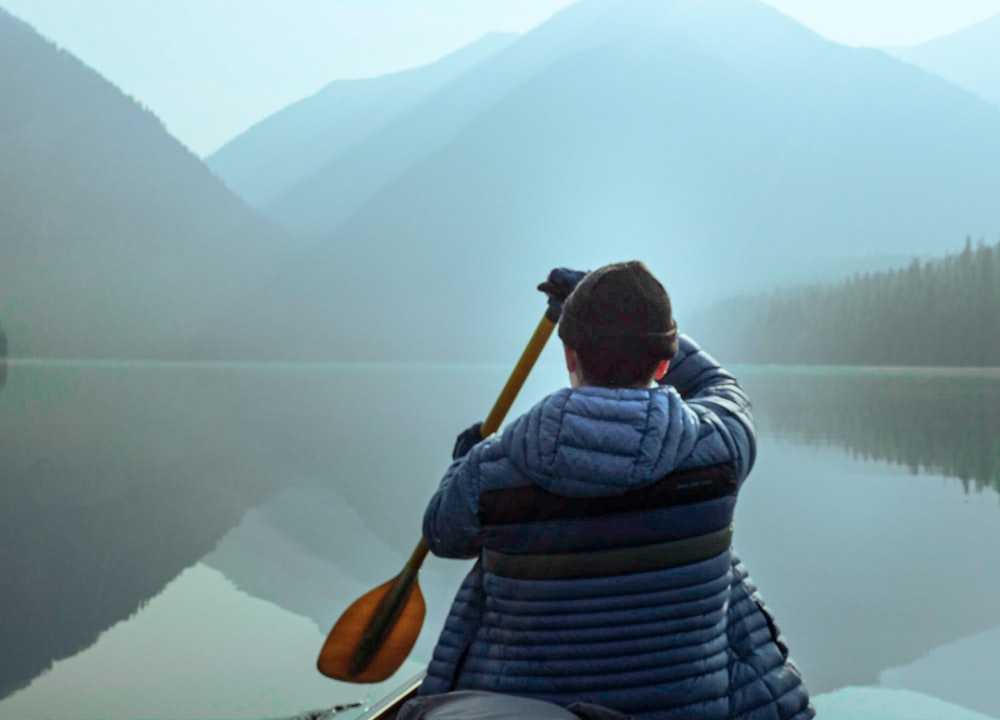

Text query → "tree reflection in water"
[742,367,1000,497]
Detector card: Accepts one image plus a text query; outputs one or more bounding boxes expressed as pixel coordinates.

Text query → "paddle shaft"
[481,313,558,437]
[347,313,557,675]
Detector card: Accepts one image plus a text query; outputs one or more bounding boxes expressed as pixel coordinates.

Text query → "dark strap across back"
[479,463,738,579]
[484,523,733,580]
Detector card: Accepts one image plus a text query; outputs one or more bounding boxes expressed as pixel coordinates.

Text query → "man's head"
[558,261,678,388]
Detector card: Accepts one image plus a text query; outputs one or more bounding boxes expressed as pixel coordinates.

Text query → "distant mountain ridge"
[241,0,849,238]
[887,13,1000,108]
[207,32,518,209]
[211,0,1000,362]
[8,0,1000,366]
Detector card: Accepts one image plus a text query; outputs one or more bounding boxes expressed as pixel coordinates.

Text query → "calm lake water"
[1,358,998,719]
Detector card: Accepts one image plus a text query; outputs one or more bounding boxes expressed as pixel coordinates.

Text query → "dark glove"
[538,267,588,321]
[452,422,484,460]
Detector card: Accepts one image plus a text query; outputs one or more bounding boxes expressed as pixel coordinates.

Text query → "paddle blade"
[317,574,426,683]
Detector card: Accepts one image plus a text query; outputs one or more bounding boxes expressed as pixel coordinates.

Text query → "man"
[416,262,813,719]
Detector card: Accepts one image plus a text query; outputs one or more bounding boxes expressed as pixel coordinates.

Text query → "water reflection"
[0,361,299,699]
[200,482,470,666]
[736,366,1000,717]
[881,622,1000,716]
[1,361,998,718]
[741,367,1000,497]
[0,359,553,706]
[734,441,1000,715]
[0,563,414,720]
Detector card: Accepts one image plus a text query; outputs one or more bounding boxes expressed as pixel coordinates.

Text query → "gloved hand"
[452,421,484,460]
[537,267,588,321]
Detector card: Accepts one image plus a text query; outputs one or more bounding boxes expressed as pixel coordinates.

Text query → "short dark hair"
[558,261,678,388]
[573,336,665,387]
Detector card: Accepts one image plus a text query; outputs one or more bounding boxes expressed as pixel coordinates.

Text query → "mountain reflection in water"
[1,362,998,718]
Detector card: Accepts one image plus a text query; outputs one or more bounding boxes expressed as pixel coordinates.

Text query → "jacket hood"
[501,385,699,497]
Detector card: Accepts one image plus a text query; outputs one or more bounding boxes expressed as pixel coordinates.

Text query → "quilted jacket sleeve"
[423,437,501,559]
[660,334,757,483]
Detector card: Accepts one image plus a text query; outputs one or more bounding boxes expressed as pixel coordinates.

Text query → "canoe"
[355,673,423,720]
[280,672,423,720]
[278,672,1000,720]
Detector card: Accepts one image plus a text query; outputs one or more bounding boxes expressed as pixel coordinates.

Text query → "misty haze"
[1,1,999,719]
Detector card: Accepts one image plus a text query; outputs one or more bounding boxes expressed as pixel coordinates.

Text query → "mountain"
[887,13,1000,108]
[207,32,517,209]
[0,7,308,697]
[0,8,288,360]
[218,0,1000,362]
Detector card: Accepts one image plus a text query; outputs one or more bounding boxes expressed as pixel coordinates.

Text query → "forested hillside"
[0,9,285,361]
[690,237,1000,366]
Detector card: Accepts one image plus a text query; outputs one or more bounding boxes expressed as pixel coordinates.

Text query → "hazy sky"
[3,0,999,156]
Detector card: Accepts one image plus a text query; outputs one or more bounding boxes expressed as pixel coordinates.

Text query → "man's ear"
[563,344,579,375]
[653,359,670,381]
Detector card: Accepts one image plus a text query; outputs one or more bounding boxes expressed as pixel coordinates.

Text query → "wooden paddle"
[317,312,558,683]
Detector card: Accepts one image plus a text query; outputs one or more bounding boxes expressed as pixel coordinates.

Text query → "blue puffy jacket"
[420,335,813,720]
